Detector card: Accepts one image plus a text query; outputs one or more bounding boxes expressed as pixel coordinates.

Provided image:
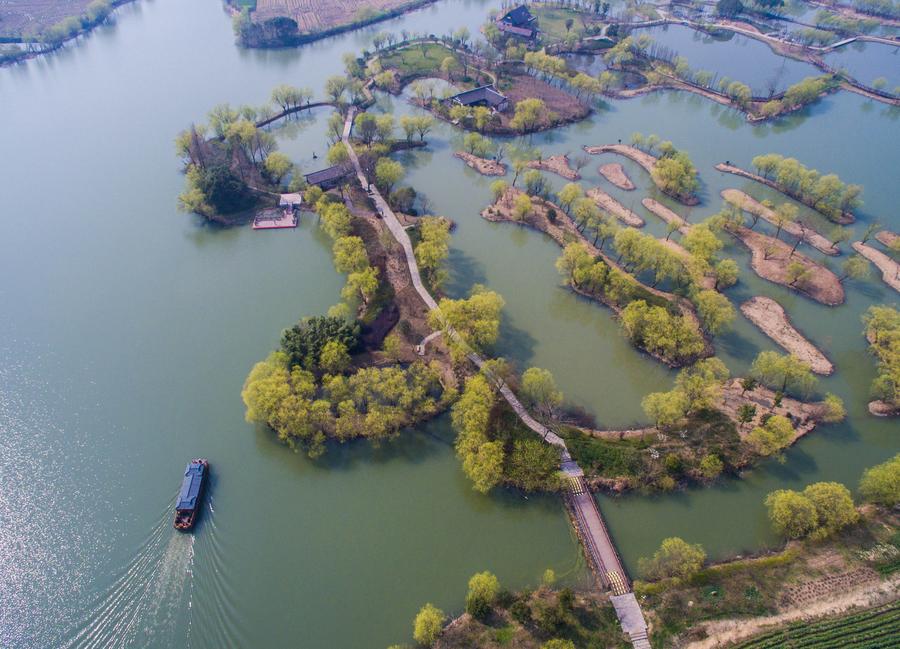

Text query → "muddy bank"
[598,163,634,190]
[715,163,855,224]
[722,189,840,256]
[585,143,699,205]
[453,151,506,176]
[875,230,899,247]
[729,225,845,305]
[852,241,900,294]
[641,198,689,233]
[586,187,644,227]
[527,154,580,180]
[868,400,900,417]
[740,297,834,375]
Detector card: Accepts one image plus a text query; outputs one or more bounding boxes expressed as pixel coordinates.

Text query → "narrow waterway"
[0,0,898,647]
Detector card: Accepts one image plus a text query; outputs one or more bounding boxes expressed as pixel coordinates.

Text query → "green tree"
[333,236,369,274]
[859,453,900,507]
[319,340,351,375]
[750,350,816,396]
[747,414,794,456]
[414,217,451,290]
[263,152,293,184]
[699,454,724,479]
[413,603,445,646]
[714,258,739,289]
[642,390,689,429]
[839,254,870,283]
[557,182,584,215]
[695,289,736,335]
[466,571,500,619]
[375,158,404,195]
[765,489,818,539]
[510,98,548,133]
[542,641,576,649]
[638,537,706,580]
[429,285,504,360]
[803,482,858,539]
[521,367,563,419]
[280,316,360,370]
[491,180,509,204]
[513,193,533,221]
[674,357,730,412]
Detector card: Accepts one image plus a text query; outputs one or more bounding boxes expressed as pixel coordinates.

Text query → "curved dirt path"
[740,297,834,375]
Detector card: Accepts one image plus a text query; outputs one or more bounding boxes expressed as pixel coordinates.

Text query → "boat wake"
[61,499,195,649]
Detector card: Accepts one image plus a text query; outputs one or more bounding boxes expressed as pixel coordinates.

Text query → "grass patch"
[379,43,457,80]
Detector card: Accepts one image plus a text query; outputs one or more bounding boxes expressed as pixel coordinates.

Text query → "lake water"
[1,0,898,647]
[825,40,900,90]
[632,23,822,94]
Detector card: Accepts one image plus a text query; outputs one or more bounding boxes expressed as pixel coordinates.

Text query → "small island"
[740,297,834,375]
[598,163,635,190]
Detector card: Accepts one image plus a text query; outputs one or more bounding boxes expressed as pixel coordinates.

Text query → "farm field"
[0,0,93,37]
[734,602,900,648]
[252,0,431,34]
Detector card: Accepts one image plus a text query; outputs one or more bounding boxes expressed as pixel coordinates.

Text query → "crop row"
[735,604,900,649]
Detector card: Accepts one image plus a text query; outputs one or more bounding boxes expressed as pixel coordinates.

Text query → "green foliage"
[414,217,451,290]
[375,157,404,195]
[699,454,724,479]
[751,153,862,222]
[859,453,900,507]
[716,0,744,17]
[466,571,501,619]
[746,414,794,456]
[639,537,707,580]
[765,482,858,540]
[280,316,360,371]
[750,350,816,397]
[651,149,699,200]
[862,305,900,408]
[621,300,706,365]
[182,163,254,216]
[694,289,736,335]
[429,285,505,360]
[413,603,445,646]
[521,367,563,419]
[510,98,551,133]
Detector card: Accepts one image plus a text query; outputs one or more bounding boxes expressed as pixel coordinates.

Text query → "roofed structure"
[445,84,510,112]
[177,463,204,511]
[304,164,352,189]
[496,5,538,39]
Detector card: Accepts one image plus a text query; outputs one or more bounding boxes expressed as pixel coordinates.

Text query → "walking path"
[341,109,649,646]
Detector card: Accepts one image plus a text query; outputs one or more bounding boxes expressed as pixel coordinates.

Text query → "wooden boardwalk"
[341,111,649,647]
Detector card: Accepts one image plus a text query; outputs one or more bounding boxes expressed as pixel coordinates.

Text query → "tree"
[695,290,735,335]
[651,151,699,200]
[714,259,739,290]
[699,454,724,479]
[642,390,689,429]
[521,367,563,419]
[319,340,351,374]
[327,142,349,166]
[280,316,360,370]
[557,183,584,215]
[747,414,794,456]
[342,266,380,304]
[463,132,492,157]
[440,55,460,81]
[803,482,858,539]
[750,351,816,396]
[542,641,576,649]
[674,358,730,412]
[415,217,451,289]
[491,180,509,204]
[263,152,293,184]
[737,403,757,428]
[324,75,349,105]
[413,603,445,646]
[466,571,500,619]
[355,112,378,146]
[859,453,900,507]
[513,193,533,221]
[839,254,870,283]
[510,98,547,133]
[333,236,369,274]
[429,286,505,360]
[375,158,404,195]
[683,224,723,263]
[765,490,818,539]
[638,537,706,580]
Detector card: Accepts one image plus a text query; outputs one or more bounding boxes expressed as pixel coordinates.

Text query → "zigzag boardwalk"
[341,111,649,647]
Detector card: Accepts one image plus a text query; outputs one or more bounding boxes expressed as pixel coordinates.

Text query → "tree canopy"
[765,482,858,539]
[859,453,900,507]
[638,537,706,580]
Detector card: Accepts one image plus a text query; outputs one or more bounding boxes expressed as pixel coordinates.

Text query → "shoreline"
[722,188,840,256]
[715,162,856,224]
[852,241,900,294]
[598,163,635,190]
[526,154,580,180]
[586,187,644,227]
[584,143,700,205]
[740,296,834,375]
[453,151,506,176]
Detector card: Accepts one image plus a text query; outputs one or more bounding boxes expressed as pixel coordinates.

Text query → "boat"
[174,458,209,531]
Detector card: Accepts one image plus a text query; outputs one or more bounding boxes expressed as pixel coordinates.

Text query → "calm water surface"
[824,41,900,90]
[0,0,898,647]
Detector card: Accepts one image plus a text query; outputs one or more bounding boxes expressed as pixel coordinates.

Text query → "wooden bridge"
[341,110,650,648]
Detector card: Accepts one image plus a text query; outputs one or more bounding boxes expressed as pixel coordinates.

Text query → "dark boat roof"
[177,461,205,511]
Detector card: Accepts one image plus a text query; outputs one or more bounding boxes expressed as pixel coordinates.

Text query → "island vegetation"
[863,305,900,416]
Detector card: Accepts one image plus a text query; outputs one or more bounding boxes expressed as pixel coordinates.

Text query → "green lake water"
[0,0,897,647]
